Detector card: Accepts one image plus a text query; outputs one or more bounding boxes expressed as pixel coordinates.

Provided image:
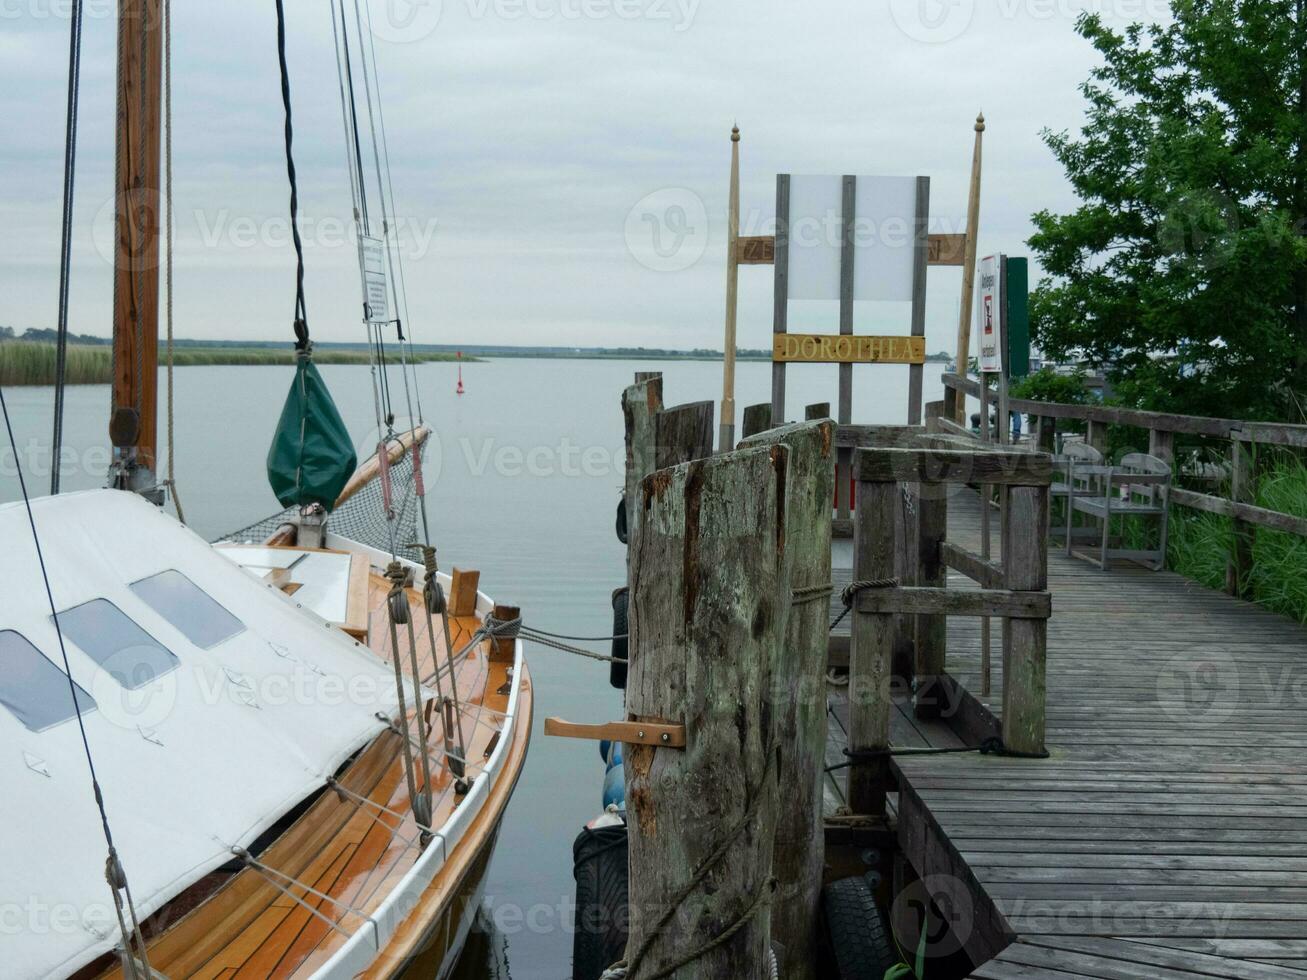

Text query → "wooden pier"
[829,488,1307,977]
[591,372,1307,980]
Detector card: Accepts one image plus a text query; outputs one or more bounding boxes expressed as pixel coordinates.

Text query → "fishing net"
[216,441,422,563]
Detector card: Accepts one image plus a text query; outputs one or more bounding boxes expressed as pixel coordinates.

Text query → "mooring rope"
[603,731,780,980]
[825,736,1050,771]
[790,581,834,605]
[828,577,900,632]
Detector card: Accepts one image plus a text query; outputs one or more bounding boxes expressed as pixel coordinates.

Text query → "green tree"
[1029,1,1307,421]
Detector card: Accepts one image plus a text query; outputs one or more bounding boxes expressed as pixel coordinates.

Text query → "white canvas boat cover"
[0,490,401,978]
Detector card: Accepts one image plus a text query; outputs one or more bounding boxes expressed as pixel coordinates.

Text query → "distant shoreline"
[0,341,470,386]
[0,337,953,385]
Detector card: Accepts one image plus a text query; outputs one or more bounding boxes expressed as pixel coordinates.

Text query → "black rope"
[50,0,84,495]
[825,736,1049,772]
[372,325,394,426]
[1,384,149,963]
[273,0,309,349]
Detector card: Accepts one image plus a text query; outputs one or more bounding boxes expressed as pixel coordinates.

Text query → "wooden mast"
[719,124,741,450]
[111,0,163,472]
[953,111,985,425]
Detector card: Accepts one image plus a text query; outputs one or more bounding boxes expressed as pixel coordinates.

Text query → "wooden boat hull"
[376,661,532,980]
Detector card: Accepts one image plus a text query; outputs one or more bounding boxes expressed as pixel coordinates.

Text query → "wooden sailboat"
[2,2,530,978]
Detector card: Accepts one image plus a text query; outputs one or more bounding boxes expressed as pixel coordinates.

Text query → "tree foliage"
[1029,1,1307,421]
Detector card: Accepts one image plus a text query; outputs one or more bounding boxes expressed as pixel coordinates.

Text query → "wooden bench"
[1069,452,1171,570]
[1049,441,1110,553]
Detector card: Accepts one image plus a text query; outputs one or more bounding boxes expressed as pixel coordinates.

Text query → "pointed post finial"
[731,123,740,142]
[975,111,985,132]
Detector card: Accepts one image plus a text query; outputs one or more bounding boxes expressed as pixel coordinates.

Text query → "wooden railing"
[942,373,1307,597]
[846,444,1052,819]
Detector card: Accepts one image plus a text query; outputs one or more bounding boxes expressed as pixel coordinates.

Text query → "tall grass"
[0,343,111,385]
[0,342,463,385]
[1167,453,1307,623]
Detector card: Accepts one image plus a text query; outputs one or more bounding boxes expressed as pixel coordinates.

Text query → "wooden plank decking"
[830,489,1307,978]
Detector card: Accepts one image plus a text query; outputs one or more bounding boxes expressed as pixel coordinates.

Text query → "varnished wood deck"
[831,489,1307,978]
[96,565,528,980]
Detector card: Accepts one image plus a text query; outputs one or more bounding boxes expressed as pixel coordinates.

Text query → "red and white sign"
[976,253,1004,374]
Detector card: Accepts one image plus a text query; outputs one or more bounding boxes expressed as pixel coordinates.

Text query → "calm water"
[0,358,943,979]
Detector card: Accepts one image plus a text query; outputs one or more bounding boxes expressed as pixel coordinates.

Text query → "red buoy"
[456,351,465,395]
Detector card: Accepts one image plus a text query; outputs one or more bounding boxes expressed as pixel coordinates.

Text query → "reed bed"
[1167,453,1307,623]
[0,342,463,385]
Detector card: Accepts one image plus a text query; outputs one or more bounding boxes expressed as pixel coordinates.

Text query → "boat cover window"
[131,570,245,649]
[56,599,179,690]
[0,630,96,732]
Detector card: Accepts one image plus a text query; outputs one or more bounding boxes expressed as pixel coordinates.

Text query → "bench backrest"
[1120,452,1170,475]
[1062,441,1105,464]
[1115,452,1171,502]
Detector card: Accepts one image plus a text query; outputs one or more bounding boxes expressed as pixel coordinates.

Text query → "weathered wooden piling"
[625,446,789,979]
[914,478,947,719]
[741,402,773,439]
[1002,481,1049,754]
[740,419,833,980]
[654,400,714,469]
[804,402,830,421]
[848,468,898,818]
[623,375,665,542]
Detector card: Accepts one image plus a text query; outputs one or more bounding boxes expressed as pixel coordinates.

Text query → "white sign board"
[976,253,1004,374]
[362,237,389,323]
[785,175,918,302]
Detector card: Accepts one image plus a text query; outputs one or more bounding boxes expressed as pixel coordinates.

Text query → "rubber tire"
[616,494,629,544]
[822,875,897,980]
[571,824,629,980]
[609,588,629,690]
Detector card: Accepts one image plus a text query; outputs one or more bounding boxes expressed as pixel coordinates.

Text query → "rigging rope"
[350,0,420,435]
[274,0,309,348]
[416,546,470,779]
[50,0,83,496]
[384,561,436,828]
[342,0,432,546]
[1,386,154,976]
[162,0,185,524]
[360,0,424,427]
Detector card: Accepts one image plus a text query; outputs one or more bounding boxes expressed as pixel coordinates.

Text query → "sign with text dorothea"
[976,253,1004,374]
[773,333,925,365]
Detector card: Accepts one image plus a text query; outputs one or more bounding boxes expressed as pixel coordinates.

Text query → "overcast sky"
[0,0,1171,353]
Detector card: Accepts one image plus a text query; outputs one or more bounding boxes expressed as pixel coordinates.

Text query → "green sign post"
[1005,256,1030,380]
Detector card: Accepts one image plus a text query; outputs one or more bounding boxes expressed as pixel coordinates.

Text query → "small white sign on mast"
[362,237,389,323]
[977,253,1004,374]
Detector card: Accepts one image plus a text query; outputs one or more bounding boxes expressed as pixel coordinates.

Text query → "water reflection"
[449,909,513,979]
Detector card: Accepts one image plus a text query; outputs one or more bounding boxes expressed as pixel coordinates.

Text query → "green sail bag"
[266,354,358,511]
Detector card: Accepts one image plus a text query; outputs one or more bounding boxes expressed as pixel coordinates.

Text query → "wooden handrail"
[943,372,1307,446]
[943,372,1307,600]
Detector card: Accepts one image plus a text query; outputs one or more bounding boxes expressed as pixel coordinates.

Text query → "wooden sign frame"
[770,174,931,428]
[716,117,983,452]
